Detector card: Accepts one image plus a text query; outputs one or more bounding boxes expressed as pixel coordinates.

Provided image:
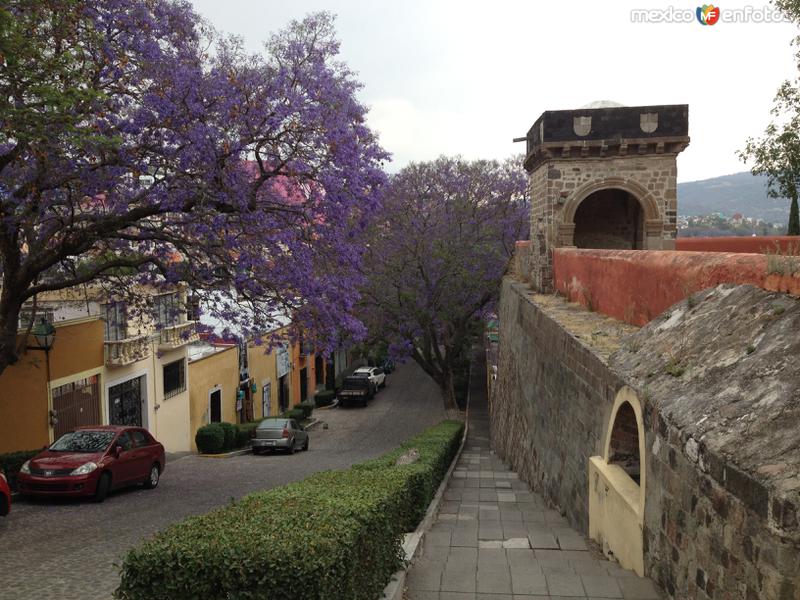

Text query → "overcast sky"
[190,0,798,183]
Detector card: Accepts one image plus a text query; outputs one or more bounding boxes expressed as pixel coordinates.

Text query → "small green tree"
[740,1,800,235]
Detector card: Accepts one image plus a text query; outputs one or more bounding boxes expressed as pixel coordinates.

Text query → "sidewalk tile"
[511,569,548,595]
[581,575,623,598]
[546,573,586,596]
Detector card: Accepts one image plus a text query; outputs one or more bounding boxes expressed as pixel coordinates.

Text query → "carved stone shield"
[573,116,591,137]
[640,113,658,133]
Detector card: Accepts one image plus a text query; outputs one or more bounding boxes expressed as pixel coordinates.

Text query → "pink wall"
[553,249,800,326]
[675,236,800,254]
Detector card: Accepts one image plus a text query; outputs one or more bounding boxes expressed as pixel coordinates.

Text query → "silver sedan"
[252,418,309,455]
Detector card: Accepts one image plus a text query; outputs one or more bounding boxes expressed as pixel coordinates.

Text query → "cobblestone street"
[0,362,445,600]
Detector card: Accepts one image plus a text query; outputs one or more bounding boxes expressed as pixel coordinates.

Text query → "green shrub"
[238,421,260,440]
[195,424,225,454]
[0,449,40,492]
[283,407,305,421]
[116,420,464,600]
[298,399,315,419]
[314,390,336,407]
[218,422,238,451]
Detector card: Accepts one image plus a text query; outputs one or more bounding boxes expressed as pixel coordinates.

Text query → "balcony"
[105,335,150,367]
[158,321,199,351]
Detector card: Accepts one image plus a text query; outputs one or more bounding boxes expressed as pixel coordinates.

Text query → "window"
[131,430,148,447]
[18,308,55,330]
[163,359,186,398]
[116,432,133,451]
[103,302,128,341]
[153,292,182,328]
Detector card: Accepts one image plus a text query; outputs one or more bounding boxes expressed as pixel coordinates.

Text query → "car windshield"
[49,431,116,453]
[257,419,287,429]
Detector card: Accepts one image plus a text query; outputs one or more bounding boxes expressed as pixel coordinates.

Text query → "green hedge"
[116,420,464,600]
[237,421,260,442]
[298,399,315,419]
[0,449,40,492]
[283,407,305,421]
[195,424,225,454]
[219,422,238,451]
[314,390,336,407]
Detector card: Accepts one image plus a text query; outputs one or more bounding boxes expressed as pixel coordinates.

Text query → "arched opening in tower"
[608,401,640,484]
[573,189,643,249]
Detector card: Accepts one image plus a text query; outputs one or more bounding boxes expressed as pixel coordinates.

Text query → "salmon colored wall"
[553,249,800,326]
[0,319,105,454]
[675,236,800,254]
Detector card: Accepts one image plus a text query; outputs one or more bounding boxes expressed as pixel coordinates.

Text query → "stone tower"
[522,103,689,292]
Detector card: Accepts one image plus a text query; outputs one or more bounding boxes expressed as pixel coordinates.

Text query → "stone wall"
[529,155,679,250]
[491,279,636,533]
[492,277,800,599]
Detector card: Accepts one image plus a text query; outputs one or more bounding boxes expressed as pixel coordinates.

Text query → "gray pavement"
[0,361,446,600]
[404,360,663,600]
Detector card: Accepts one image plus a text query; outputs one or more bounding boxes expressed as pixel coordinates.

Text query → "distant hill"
[677,171,790,223]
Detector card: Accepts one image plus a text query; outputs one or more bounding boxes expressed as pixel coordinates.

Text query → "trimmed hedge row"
[314,389,336,407]
[0,449,40,491]
[116,420,464,600]
[195,422,253,454]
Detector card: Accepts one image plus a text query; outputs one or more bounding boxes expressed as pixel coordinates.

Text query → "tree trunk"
[789,195,800,236]
[0,314,19,378]
[440,367,459,413]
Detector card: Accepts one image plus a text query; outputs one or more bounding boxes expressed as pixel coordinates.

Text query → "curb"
[303,418,322,431]
[315,399,339,410]
[380,390,471,600]
[197,446,253,459]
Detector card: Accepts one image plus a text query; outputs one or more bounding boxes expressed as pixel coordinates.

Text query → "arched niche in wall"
[588,386,646,576]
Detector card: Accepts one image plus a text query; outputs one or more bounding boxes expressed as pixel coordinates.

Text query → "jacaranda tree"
[0,1,387,375]
[358,157,529,411]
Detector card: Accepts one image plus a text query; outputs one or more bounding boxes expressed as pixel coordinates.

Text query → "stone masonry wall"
[529,155,678,249]
[491,279,634,534]
[492,279,800,599]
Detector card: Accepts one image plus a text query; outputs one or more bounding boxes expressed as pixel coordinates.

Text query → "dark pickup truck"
[337,376,374,407]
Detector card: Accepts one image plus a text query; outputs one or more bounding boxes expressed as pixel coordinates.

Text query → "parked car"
[337,375,374,407]
[0,471,10,516]
[17,426,165,503]
[381,358,396,374]
[252,418,309,454]
[353,366,387,390]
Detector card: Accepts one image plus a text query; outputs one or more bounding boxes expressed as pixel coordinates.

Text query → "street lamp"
[30,318,56,351]
[28,318,57,431]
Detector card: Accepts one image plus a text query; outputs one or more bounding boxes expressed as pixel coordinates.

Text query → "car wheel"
[144,463,160,490]
[0,496,8,517]
[303,437,309,451]
[286,439,295,455]
[93,472,111,503]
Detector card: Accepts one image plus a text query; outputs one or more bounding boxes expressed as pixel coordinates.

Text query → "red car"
[0,471,10,516]
[17,425,165,502]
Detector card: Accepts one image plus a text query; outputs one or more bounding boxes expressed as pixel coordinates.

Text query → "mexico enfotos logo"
[631,5,787,24]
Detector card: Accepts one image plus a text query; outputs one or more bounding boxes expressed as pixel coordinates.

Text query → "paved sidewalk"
[404,359,662,599]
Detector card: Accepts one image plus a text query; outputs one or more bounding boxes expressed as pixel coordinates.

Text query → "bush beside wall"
[194,424,225,454]
[116,420,464,600]
[314,390,336,407]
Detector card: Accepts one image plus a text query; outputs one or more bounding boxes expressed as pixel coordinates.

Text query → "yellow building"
[187,329,327,451]
[0,287,198,454]
[187,343,240,451]
[0,317,105,454]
